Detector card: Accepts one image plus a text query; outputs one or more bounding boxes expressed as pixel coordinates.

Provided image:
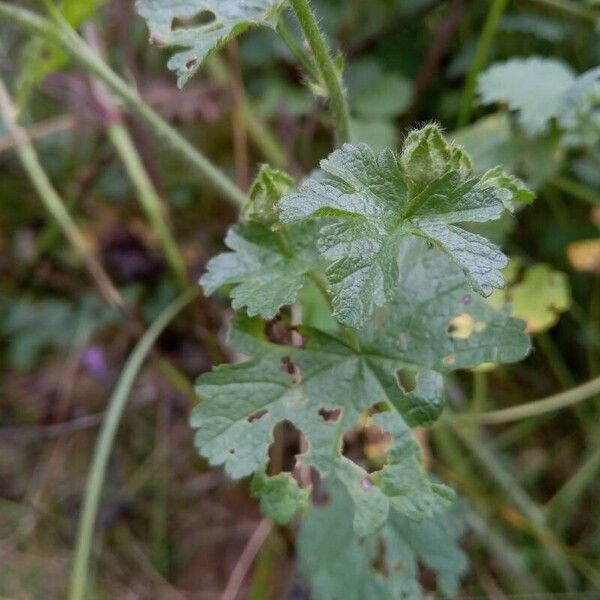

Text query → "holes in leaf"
[171,10,217,30]
[447,313,475,339]
[396,367,417,394]
[185,58,198,70]
[247,409,268,423]
[318,407,342,422]
[267,420,303,476]
[281,356,302,385]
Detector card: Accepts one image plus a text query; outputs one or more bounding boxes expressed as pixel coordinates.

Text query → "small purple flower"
[81,346,109,379]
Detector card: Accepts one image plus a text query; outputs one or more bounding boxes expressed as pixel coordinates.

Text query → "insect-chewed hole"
[185,58,198,70]
[318,407,342,422]
[447,313,475,339]
[266,420,303,476]
[247,409,268,423]
[171,10,217,30]
[281,356,302,385]
[396,367,417,394]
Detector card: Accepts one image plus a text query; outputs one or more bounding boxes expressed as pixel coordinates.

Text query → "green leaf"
[490,263,571,334]
[297,478,468,600]
[135,0,286,87]
[280,124,521,327]
[193,241,529,530]
[481,166,535,209]
[250,470,310,525]
[476,56,597,139]
[200,219,323,319]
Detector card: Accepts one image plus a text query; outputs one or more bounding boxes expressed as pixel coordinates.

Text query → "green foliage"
[135,0,287,87]
[250,470,310,525]
[489,262,571,334]
[279,124,528,327]
[192,120,533,594]
[478,57,600,139]
[298,479,468,599]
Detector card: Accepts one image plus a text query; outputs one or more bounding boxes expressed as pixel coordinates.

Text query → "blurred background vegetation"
[1,0,600,598]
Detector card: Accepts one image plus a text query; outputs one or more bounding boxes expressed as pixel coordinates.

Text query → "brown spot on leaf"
[318,407,342,422]
[281,356,302,385]
[247,409,268,423]
[372,539,390,577]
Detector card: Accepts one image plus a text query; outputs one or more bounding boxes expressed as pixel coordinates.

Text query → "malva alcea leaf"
[478,57,600,139]
[298,478,468,600]
[135,0,286,87]
[279,124,521,328]
[192,242,529,527]
[200,219,323,319]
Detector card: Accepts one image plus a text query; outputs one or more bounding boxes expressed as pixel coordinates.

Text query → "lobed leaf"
[135,0,286,87]
[279,124,522,327]
[200,219,323,319]
[193,241,530,528]
[477,57,600,138]
[298,478,468,599]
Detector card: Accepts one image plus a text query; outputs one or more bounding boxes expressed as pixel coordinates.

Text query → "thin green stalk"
[69,287,199,600]
[107,122,187,290]
[205,57,288,170]
[457,0,508,128]
[289,0,352,145]
[529,0,600,23]
[552,175,600,206]
[450,425,576,588]
[536,332,576,389]
[450,375,600,425]
[0,2,247,207]
[472,371,488,413]
[545,443,600,534]
[276,18,320,82]
[0,77,124,312]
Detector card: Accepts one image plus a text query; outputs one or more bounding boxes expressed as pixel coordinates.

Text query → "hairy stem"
[0,77,125,312]
[276,17,320,82]
[457,0,508,128]
[69,287,199,600]
[0,2,247,207]
[288,0,352,145]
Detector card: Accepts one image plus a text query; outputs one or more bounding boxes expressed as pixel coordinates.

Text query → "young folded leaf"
[136,0,286,87]
[279,124,524,328]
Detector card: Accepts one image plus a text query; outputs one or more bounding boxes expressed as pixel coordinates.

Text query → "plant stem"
[68,287,199,600]
[456,0,508,128]
[450,375,600,425]
[206,57,289,170]
[276,17,320,82]
[0,77,125,312]
[529,0,600,24]
[107,122,188,290]
[0,2,247,207]
[288,0,352,145]
[552,175,600,205]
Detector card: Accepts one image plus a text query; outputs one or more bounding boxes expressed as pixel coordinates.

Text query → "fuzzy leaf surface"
[279,125,519,327]
[136,0,286,86]
[200,220,322,319]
